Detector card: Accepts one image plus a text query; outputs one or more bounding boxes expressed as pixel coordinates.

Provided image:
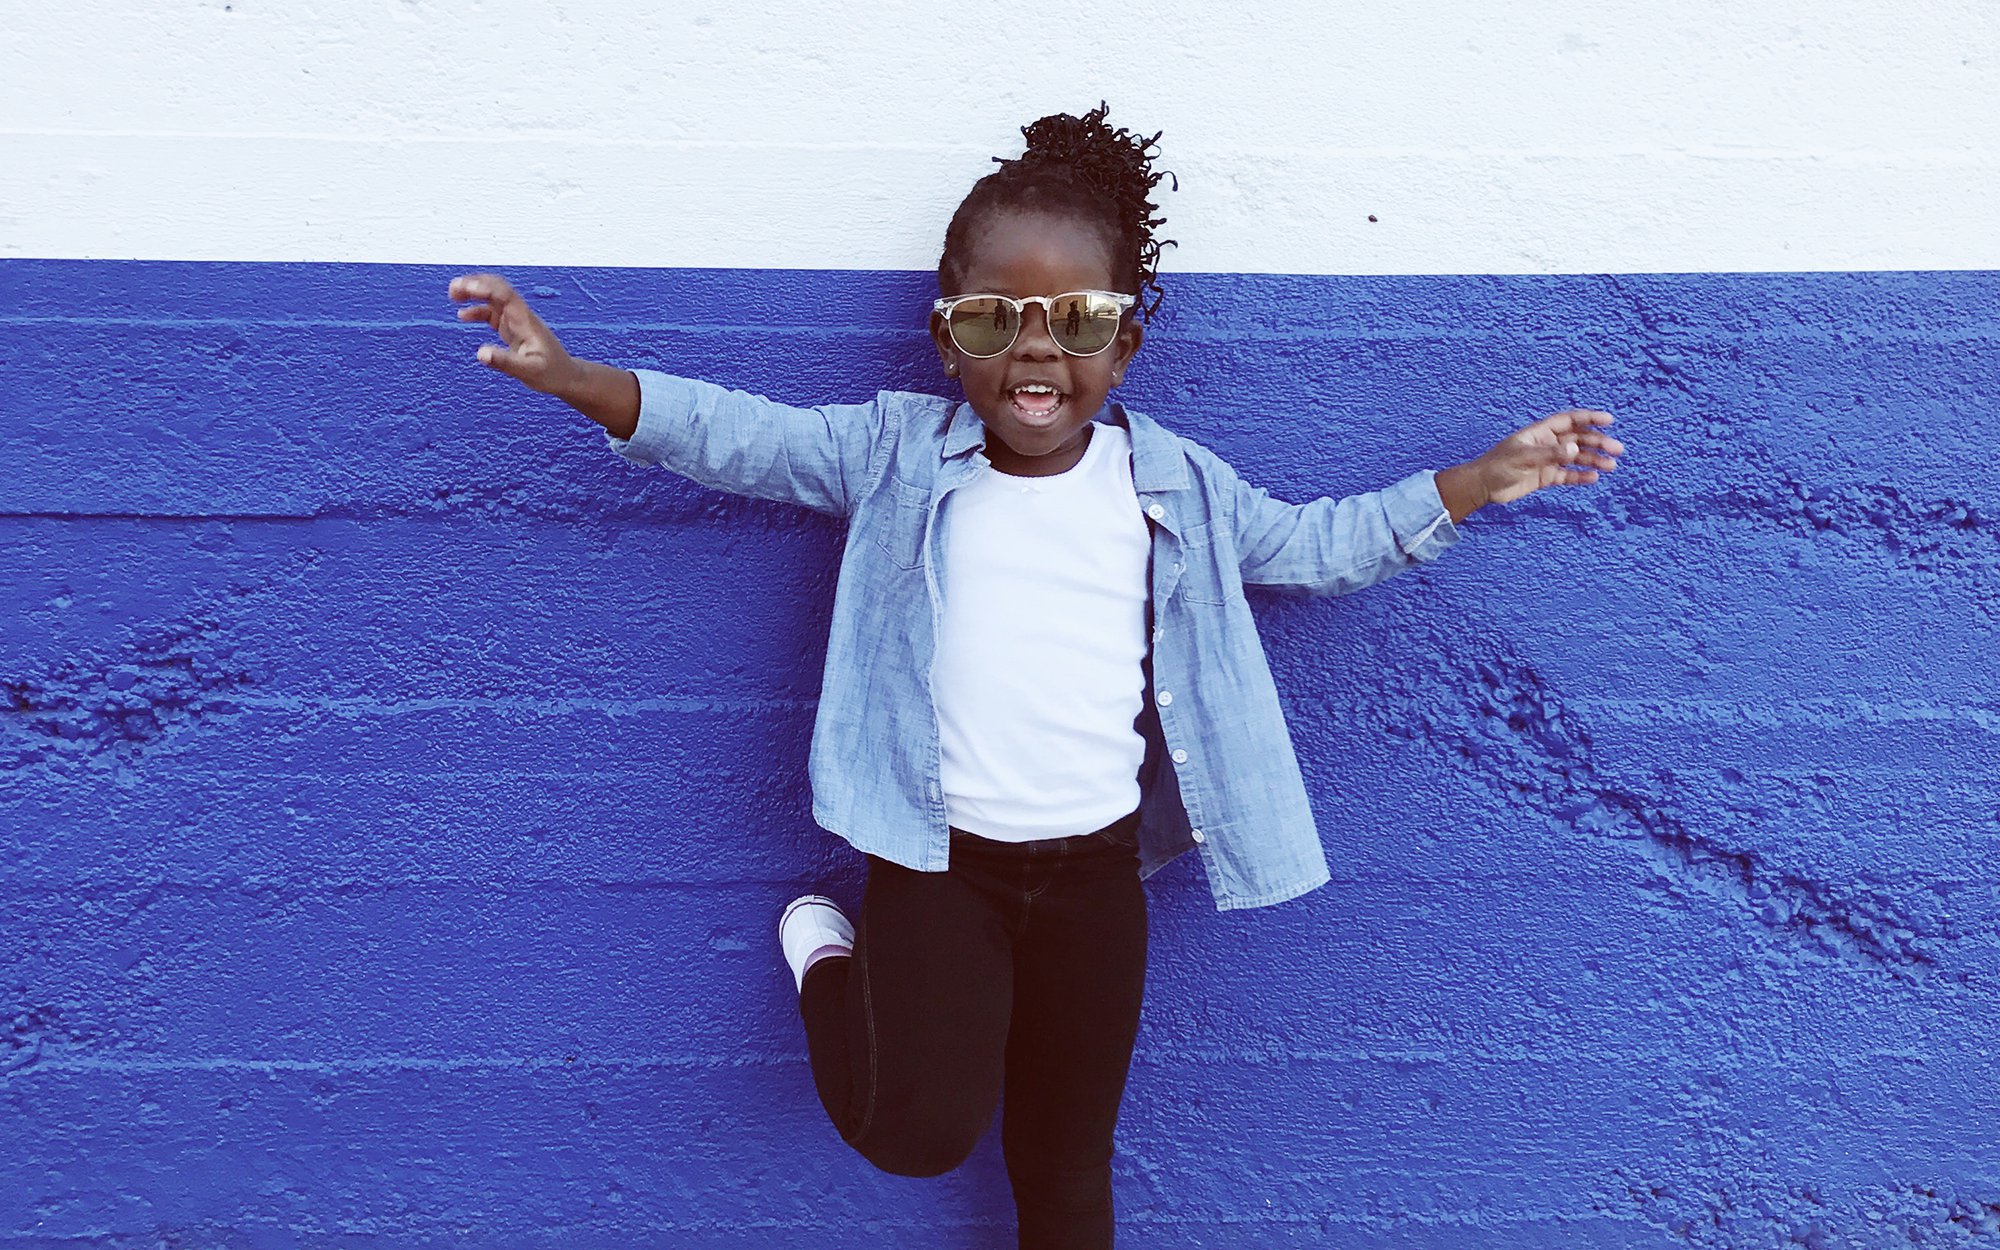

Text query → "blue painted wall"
[3,260,1997,1247]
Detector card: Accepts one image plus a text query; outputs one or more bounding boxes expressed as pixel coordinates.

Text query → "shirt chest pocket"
[868,479,932,571]
[1163,522,1236,606]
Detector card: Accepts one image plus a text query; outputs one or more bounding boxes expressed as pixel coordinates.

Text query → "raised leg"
[798,852,1016,1177]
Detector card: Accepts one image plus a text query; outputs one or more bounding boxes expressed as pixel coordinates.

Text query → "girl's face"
[931,210,1144,477]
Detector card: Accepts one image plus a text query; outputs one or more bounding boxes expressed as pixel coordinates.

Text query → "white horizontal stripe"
[6,1,1997,272]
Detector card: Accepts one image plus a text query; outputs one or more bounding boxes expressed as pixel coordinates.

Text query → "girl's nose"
[1012,303,1059,357]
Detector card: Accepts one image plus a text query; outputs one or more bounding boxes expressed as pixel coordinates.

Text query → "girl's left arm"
[1218,461,1462,597]
[1205,408,1624,596]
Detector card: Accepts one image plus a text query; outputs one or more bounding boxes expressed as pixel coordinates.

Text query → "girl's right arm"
[447,272,883,516]
[449,273,638,436]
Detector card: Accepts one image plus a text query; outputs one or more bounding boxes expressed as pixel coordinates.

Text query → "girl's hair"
[937,102,1178,323]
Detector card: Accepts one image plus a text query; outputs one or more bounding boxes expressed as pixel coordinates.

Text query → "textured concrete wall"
[5,4,1999,1248]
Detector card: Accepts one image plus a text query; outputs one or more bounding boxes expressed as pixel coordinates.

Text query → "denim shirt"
[607,369,1463,910]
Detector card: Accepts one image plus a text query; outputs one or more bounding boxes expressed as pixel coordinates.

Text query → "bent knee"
[851,1119,984,1178]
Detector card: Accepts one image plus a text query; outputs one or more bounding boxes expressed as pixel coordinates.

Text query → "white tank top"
[934,421,1151,841]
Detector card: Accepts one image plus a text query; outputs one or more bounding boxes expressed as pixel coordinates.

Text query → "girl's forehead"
[953,210,1121,294]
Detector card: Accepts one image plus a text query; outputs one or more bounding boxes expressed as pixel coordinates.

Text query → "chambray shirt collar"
[940,398,1192,495]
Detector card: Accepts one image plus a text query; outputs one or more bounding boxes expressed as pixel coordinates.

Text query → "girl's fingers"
[451,274,564,384]
[1578,431,1626,456]
[1546,409,1615,435]
[1540,436,1612,468]
[450,275,534,338]
[490,300,546,349]
[1556,441,1618,471]
[1561,468,1601,485]
[448,272,515,302]
[488,296,546,346]
[476,343,536,380]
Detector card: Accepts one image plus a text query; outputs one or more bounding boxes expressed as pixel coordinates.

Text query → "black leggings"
[797,809,1149,1249]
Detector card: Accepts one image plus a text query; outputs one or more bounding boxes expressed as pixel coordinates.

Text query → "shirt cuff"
[1381,468,1463,562]
[602,368,698,467]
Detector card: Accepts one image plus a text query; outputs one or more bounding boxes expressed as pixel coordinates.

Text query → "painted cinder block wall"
[4,4,1998,1247]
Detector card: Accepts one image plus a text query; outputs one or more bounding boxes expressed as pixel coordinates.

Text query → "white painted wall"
[6,0,1996,272]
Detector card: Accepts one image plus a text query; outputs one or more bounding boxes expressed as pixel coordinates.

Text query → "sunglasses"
[932,290,1137,359]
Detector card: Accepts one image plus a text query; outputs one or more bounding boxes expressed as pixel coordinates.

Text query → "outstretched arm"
[448,272,881,517]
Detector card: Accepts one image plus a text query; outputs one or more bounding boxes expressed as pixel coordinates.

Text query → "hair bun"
[1017,102,1176,206]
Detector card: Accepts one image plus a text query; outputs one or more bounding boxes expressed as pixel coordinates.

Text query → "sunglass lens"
[948,297,1018,357]
[1051,293,1123,355]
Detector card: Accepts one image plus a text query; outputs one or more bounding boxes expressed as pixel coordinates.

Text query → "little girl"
[447,104,1622,1250]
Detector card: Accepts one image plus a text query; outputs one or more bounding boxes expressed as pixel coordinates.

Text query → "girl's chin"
[994,418,1081,452]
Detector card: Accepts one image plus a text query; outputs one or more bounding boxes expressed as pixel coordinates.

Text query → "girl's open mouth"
[1009,385,1066,423]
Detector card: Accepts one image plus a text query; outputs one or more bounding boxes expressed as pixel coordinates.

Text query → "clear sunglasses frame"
[931,289,1138,358]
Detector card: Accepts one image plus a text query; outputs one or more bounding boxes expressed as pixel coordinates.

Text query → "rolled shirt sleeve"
[604,368,885,518]
[1225,461,1463,596]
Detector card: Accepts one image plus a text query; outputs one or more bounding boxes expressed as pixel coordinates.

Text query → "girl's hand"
[447,272,579,395]
[1438,409,1624,521]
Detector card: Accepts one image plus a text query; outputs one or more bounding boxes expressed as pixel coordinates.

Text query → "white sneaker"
[779,894,855,993]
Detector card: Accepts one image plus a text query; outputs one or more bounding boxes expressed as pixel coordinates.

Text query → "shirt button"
[1171,748,1188,764]
[1146,503,1164,520]
[1173,561,1184,574]
[1157,690,1173,707]
[1190,828,1206,844]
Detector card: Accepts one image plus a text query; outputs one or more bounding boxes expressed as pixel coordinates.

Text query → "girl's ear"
[1112,319,1145,380]
[929,311,959,376]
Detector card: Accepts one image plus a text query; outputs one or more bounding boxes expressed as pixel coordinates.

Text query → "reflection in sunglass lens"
[948,297,1019,357]
[1051,293,1122,355]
